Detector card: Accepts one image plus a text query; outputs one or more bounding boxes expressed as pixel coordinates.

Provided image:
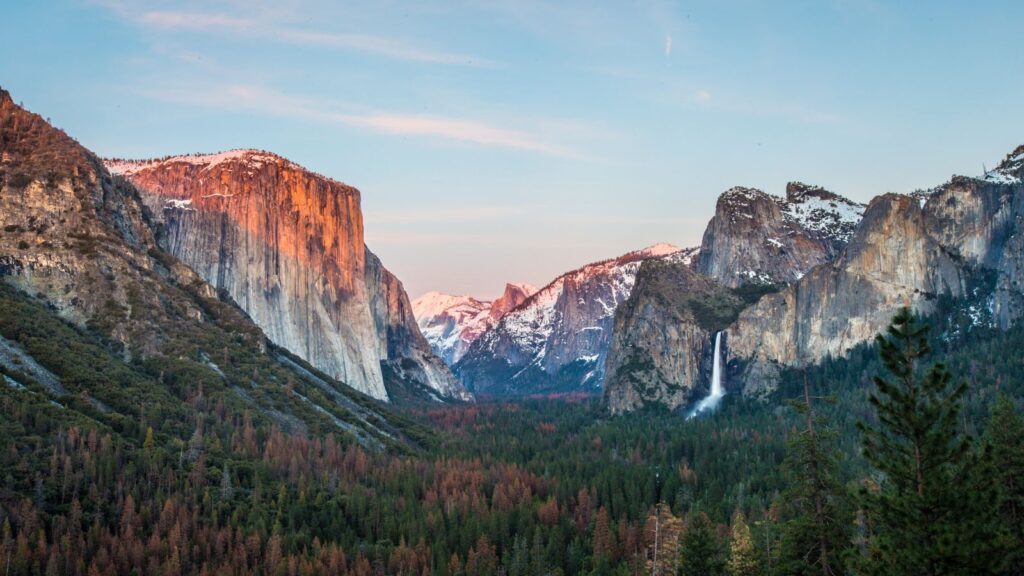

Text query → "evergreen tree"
[726,511,759,576]
[777,372,849,576]
[984,395,1024,573]
[680,512,725,576]
[857,307,1002,575]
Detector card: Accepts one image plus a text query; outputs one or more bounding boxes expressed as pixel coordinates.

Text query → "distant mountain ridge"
[454,243,684,396]
[412,282,537,365]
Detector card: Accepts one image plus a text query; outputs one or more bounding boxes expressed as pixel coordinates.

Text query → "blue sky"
[3,1,1023,298]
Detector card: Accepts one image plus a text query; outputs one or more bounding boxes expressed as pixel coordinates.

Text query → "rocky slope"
[0,87,418,446]
[412,282,536,365]
[455,244,683,396]
[730,152,1024,394]
[365,250,473,401]
[604,146,1024,412]
[695,183,864,287]
[602,258,746,414]
[106,150,468,402]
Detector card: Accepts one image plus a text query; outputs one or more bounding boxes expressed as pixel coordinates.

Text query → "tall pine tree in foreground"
[857,307,1002,575]
[777,371,850,576]
[774,368,847,569]
[984,395,1024,573]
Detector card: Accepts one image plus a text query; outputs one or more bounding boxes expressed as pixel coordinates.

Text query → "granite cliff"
[695,183,864,287]
[106,150,468,402]
[730,154,1024,394]
[604,148,1024,412]
[0,87,418,445]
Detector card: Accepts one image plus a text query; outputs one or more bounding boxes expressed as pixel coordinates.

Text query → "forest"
[1,279,1023,575]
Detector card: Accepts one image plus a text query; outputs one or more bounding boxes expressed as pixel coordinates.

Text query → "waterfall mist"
[687,331,725,419]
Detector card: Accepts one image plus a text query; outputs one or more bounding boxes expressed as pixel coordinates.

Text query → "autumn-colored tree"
[592,506,617,563]
[465,535,499,576]
[726,511,760,576]
[643,503,682,576]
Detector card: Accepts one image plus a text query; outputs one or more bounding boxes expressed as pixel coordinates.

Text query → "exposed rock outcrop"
[106,150,468,402]
[730,159,1024,394]
[602,258,744,414]
[695,184,864,287]
[365,249,473,401]
[0,87,417,446]
[603,146,1024,412]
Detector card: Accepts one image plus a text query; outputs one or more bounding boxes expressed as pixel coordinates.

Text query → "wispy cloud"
[664,34,672,57]
[139,83,588,159]
[138,10,254,31]
[103,3,489,66]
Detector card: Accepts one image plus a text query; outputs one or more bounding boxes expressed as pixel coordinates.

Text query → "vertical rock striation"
[365,249,473,401]
[107,151,467,402]
[730,157,1024,394]
[602,258,741,414]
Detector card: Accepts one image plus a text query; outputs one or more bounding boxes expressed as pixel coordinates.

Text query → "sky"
[2,1,1023,299]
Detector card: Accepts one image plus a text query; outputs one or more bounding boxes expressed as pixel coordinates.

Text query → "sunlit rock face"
[108,150,468,402]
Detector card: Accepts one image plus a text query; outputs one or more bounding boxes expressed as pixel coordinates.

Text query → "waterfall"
[688,331,725,419]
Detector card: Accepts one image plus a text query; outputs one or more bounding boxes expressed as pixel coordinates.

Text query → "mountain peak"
[989,144,1024,182]
[0,87,12,107]
[720,186,772,204]
[785,181,844,203]
[634,243,681,258]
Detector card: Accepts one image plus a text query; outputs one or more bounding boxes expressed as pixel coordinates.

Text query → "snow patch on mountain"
[457,244,682,394]
[413,283,537,365]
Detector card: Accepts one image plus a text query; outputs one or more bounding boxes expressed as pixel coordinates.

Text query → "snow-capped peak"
[412,283,536,365]
[411,291,486,320]
[779,182,865,243]
[463,244,685,389]
[632,243,682,258]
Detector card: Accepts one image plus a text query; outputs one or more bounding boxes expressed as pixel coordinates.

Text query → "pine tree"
[857,307,1002,575]
[726,511,759,576]
[643,503,682,576]
[680,512,725,576]
[777,371,849,576]
[984,395,1024,573]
